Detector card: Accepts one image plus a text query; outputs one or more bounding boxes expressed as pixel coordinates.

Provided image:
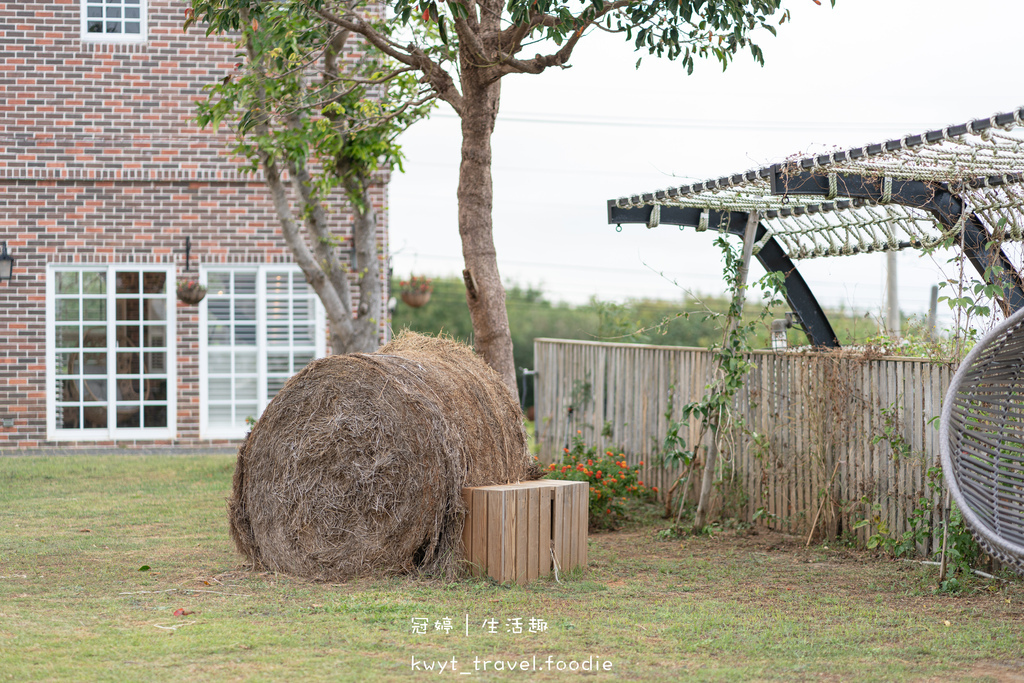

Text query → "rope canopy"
[611,108,1024,261]
[609,108,1024,571]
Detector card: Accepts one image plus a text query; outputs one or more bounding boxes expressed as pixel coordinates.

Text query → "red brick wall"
[0,0,241,174]
[0,1,390,451]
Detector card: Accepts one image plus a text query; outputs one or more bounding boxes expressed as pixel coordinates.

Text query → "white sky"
[388,0,1024,330]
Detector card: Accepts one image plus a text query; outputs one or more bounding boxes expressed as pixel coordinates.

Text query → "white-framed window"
[199,266,326,439]
[80,0,147,42]
[46,265,176,441]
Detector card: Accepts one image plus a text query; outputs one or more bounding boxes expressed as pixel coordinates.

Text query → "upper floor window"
[81,0,147,42]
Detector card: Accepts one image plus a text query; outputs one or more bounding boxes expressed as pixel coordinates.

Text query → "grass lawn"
[1,454,1023,682]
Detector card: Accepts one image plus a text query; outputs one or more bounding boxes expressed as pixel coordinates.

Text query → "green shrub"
[543,433,655,529]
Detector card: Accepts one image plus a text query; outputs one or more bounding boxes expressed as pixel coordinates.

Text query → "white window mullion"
[315,286,327,359]
[44,270,56,438]
[106,269,118,440]
[287,274,296,366]
[198,267,209,438]
[228,271,237,427]
[257,269,268,416]
[165,277,177,437]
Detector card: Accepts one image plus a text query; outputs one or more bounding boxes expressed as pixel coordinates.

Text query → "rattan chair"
[940,306,1024,574]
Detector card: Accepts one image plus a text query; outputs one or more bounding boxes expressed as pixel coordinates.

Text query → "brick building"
[0,1,389,452]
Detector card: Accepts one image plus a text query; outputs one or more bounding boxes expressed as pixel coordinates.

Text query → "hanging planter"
[401,290,431,308]
[399,275,433,308]
[176,279,207,305]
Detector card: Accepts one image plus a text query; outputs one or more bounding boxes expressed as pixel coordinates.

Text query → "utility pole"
[926,284,939,341]
[886,251,900,335]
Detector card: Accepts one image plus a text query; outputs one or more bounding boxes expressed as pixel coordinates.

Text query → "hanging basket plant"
[399,276,432,308]
[176,278,207,305]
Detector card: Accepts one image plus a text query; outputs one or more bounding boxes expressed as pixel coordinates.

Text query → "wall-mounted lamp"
[771,312,799,352]
[0,242,14,283]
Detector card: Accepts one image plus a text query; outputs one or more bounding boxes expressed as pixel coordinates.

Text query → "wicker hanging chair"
[940,305,1024,574]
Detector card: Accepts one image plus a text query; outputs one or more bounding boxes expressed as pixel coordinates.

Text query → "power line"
[394,251,723,279]
[430,110,939,134]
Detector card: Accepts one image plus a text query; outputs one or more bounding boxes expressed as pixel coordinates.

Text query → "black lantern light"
[0,242,13,283]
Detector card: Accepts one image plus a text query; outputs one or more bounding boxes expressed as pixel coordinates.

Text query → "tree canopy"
[190,0,829,390]
[190,2,432,353]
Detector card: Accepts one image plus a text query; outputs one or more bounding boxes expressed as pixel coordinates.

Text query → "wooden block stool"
[461,479,588,585]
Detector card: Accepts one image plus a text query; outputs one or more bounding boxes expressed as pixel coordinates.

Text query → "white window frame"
[45,264,177,441]
[198,265,327,440]
[80,0,148,43]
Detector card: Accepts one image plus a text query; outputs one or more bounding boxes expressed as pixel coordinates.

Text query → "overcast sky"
[388,0,1024,330]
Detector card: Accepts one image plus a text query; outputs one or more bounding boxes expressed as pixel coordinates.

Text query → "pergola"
[607,107,1024,347]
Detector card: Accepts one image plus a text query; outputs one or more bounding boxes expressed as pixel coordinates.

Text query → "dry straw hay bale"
[228,332,538,581]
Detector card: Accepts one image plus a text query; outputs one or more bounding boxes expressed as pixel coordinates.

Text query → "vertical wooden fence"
[534,338,955,550]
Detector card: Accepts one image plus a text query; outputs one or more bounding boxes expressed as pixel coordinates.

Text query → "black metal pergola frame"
[607,108,1024,348]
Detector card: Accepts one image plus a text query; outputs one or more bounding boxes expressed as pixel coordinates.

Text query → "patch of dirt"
[590,523,1024,618]
[962,662,1024,682]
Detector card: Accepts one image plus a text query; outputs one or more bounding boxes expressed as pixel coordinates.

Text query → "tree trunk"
[692,422,719,532]
[346,177,383,354]
[266,156,382,357]
[456,74,517,394]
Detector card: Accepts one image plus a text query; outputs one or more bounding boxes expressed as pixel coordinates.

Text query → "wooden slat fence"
[534,338,955,551]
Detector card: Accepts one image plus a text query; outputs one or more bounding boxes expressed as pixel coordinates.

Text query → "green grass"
[1,454,1023,681]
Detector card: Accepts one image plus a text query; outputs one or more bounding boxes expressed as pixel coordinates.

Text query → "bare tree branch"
[323,23,352,81]
[462,0,482,32]
[332,66,419,85]
[493,22,585,76]
[496,12,561,54]
[307,2,416,62]
[238,7,354,341]
[453,16,492,66]
[490,1,633,76]
[307,2,465,113]
[283,107,354,307]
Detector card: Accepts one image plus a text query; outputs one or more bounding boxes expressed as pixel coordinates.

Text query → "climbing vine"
[659,232,787,533]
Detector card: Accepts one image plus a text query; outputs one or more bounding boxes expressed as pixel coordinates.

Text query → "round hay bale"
[228,332,538,581]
